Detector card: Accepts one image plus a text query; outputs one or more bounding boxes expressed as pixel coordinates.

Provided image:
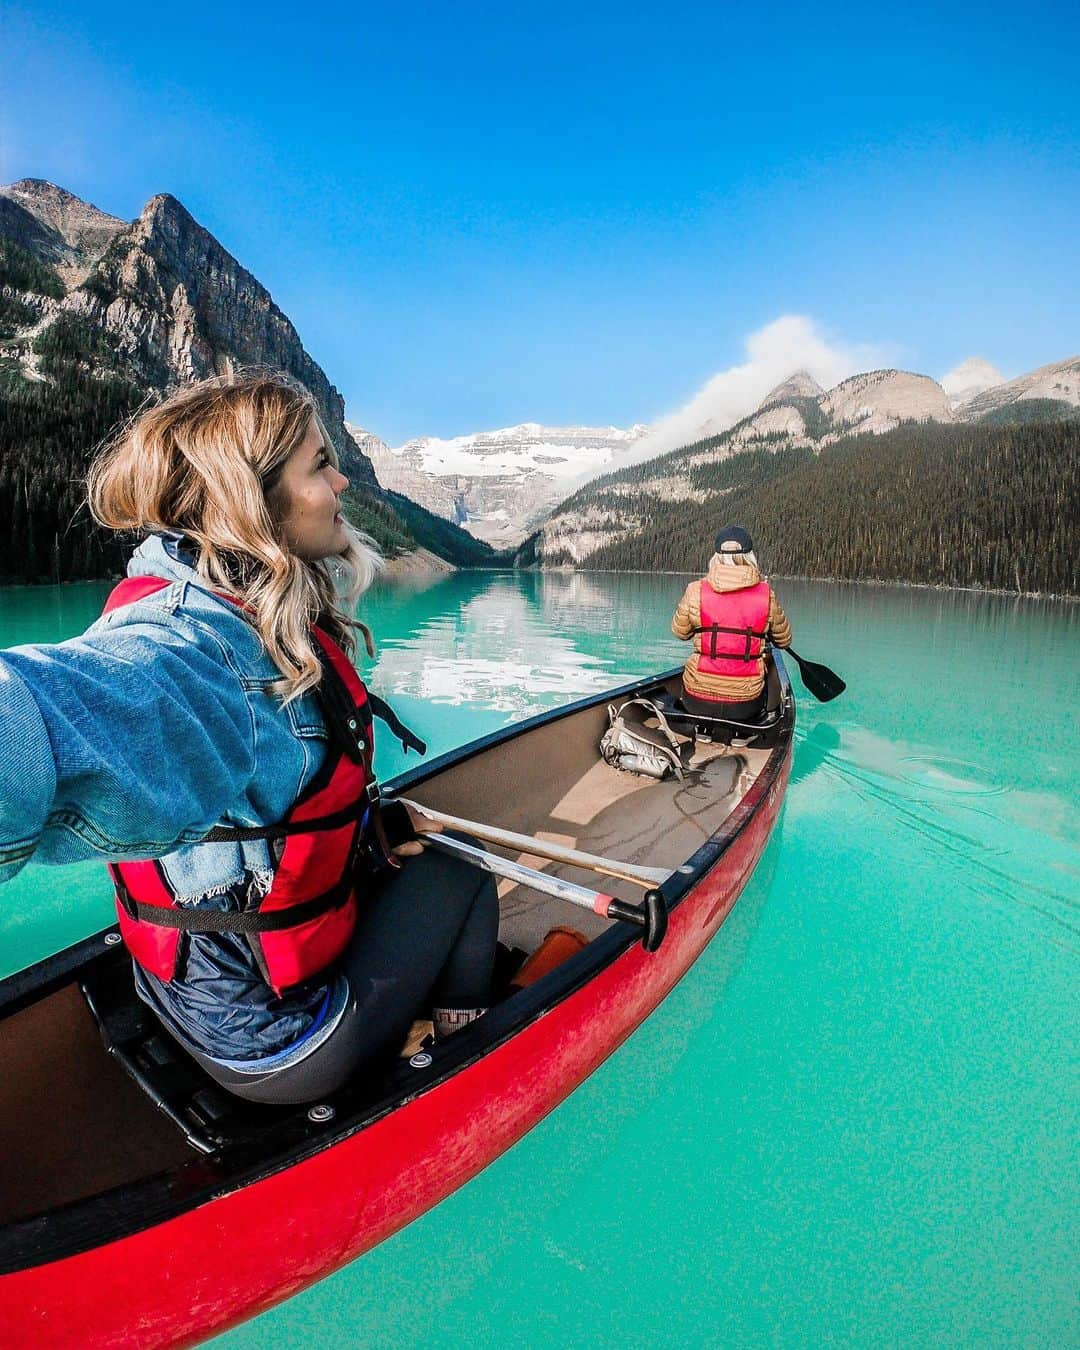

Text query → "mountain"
[758,370,824,409]
[14,185,374,484]
[349,426,467,528]
[516,362,1079,595]
[819,369,953,433]
[356,421,650,547]
[524,368,953,564]
[0,179,493,581]
[960,357,1080,422]
[0,179,125,288]
[575,420,1079,596]
[940,357,1004,409]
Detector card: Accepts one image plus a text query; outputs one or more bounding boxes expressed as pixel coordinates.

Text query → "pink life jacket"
[101,576,380,997]
[693,579,772,680]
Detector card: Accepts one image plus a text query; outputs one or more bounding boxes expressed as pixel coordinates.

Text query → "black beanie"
[714,525,754,554]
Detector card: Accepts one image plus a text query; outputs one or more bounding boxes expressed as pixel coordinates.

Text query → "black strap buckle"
[365,780,382,805]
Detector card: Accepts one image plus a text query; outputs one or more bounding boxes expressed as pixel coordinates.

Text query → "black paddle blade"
[784,647,846,702]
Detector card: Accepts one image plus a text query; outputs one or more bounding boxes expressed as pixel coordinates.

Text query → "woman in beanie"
[670,526,792,720]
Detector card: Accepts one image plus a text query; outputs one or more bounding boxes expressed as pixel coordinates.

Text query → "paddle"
[398,797,681,891]
[783,647,846,702]
[421,832,669,953]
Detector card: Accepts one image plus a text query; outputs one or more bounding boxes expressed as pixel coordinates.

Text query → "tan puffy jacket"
[671,558,792,702]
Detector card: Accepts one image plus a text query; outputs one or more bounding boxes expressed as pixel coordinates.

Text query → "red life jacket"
[102,577,381,997]
[693,579,772,680]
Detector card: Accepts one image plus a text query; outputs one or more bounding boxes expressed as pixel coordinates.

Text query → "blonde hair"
[87,371,383,702]
[711,549,759,570]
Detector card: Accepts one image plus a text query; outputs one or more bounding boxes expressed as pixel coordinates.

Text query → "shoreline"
[525,566,1078,604]
[1,564,1075,605]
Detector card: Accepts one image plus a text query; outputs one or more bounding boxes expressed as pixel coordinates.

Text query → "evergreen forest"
[0,357,143,582]
[560,420,1079,596]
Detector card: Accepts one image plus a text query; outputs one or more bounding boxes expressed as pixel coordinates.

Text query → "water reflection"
[367,572,683,718]
[789,721,842,787]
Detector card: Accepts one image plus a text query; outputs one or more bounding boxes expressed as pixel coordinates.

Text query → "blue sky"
[2,1,1077,443]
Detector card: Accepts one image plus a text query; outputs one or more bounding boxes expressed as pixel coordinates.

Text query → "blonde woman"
[671,525,792,720]
[0,373,498,1104]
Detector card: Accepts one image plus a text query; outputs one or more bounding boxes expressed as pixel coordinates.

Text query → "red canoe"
[0,661,794,1347]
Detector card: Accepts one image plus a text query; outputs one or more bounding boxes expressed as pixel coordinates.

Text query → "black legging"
[680,688,765,721]
[191,838,499,1104]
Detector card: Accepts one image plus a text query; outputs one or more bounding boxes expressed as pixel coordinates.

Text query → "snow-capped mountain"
[351,421,649,548]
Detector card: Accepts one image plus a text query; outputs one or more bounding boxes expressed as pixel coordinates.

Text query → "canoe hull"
[2,711,791,1348]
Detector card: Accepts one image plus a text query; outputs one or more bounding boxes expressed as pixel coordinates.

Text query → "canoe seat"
[80,957,293,1155]
[649,687,781,746]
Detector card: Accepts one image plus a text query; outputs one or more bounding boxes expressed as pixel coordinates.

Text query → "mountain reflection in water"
[364,571,684,720]
[375,578,606,711]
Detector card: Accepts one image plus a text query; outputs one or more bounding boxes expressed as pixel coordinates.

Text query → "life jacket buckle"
[365,780,382,805]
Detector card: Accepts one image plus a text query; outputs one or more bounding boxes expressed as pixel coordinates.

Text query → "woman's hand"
[392,801,443,859]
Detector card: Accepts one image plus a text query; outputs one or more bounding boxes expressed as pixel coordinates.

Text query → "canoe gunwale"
[0,656,794,1275]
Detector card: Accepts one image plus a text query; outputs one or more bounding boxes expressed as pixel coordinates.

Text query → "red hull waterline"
[2,750,790,1348]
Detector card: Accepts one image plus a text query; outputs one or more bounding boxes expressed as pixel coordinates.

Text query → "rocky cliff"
[69,193,376,483]
[0,179,125,288]
[757,370,825,410]
[820,369,953,434]
[0,179,491,580]
[960,357,1080,420]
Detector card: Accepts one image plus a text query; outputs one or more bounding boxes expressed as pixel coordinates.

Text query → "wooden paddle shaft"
[397,797,672,890]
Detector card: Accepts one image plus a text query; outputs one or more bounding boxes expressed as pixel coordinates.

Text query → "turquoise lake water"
[1,571,1077,1346]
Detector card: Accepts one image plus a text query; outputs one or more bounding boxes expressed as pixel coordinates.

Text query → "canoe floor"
[0,676,771,1225]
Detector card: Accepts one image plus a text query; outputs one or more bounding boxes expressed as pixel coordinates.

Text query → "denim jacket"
[0,534,350,1059]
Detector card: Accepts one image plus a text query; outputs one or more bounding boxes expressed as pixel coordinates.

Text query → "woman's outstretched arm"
[0,615,257,885]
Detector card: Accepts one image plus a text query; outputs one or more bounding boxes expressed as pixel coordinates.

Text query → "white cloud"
[939,357,1004,400]
[629,315,891,461]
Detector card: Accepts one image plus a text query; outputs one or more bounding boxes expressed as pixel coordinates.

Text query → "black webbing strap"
[198,800,367,844]
[120,883,351,934]
[313,636,427,758]
[367,692,426,756]
[194,656,425,845]
[691,624,770,661]
[314,645,371,766]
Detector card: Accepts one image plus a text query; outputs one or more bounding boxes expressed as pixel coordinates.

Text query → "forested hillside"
[0,244,142,580]
[557,420,1079,596]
